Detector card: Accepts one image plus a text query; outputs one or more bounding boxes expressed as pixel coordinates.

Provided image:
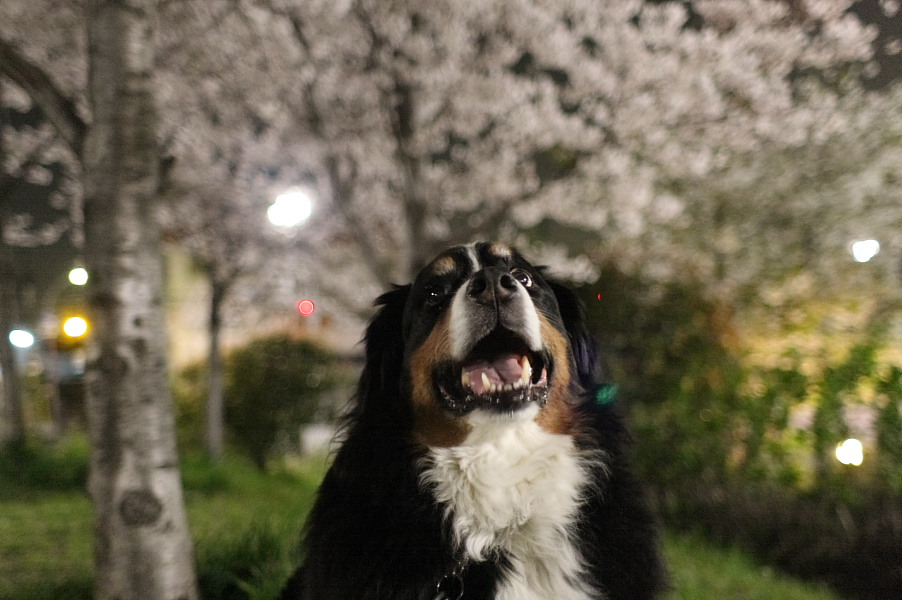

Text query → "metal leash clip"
[433,570,464,600]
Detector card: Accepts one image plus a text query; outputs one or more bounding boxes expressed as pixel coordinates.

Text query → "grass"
[0,439,846,600]
[0,439,325,600]
[663,531,843,600]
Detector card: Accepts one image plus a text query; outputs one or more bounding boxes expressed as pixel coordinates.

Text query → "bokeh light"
[297,299,316,317]
[835,438,864,466]
[68,267,89,286]
[63,317,89,338]
[851,239,880,263]
[9,329,35,349]
[268,188,313,228]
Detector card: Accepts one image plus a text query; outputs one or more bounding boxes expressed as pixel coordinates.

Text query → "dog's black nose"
[467,267,519,306]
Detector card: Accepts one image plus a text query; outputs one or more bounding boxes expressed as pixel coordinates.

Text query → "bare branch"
[0,37,87,156]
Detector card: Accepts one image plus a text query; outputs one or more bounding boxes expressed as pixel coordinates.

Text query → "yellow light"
[63,317,89,338]
[835,438,864,466]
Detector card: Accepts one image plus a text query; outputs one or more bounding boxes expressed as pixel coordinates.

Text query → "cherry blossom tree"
[168,0,893,299]
[1,73,80,446]
[113,0,899,459]
[3,0,900,592]
[2,1,200,597]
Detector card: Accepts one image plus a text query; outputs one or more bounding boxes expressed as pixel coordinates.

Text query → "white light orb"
[9,329,35,349]
[69,267,89,286]
[267,188,313,228]
[851,240,880,263]
[835,438,864,466]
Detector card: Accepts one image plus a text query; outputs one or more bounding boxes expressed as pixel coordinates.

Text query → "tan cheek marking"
[535,316,577,435]
[408,313,471,447]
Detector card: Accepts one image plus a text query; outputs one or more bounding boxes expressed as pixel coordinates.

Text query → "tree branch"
[325,155,397,289]
[254,2,399,287]
[0,37,87,156]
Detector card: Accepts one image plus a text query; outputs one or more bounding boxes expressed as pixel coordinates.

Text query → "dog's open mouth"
[435,329,551,415]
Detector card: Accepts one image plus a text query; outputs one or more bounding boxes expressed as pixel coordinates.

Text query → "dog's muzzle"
[436,267,552,415]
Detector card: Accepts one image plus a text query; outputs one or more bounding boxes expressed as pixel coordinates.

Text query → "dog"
[281,242,666,600]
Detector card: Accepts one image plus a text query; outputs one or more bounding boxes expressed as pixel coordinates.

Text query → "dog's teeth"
[462,370,471,387]
[520,356,532,384]
[481,373,492,393]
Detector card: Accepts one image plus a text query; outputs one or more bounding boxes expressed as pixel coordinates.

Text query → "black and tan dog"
[281,242,666,600]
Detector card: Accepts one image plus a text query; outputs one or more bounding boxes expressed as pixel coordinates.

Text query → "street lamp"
[267,187,313,228]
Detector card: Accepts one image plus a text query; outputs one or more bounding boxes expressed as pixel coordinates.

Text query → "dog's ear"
[356,284,411,415]
[548,280,599,391]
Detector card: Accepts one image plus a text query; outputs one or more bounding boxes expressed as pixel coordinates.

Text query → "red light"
[297,299,316,317]
[596,292,603,301]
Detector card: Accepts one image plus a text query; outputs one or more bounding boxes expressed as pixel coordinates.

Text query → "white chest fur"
[421,415,599,600]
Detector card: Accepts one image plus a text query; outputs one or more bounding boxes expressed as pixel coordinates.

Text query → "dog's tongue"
[462,353,524,395]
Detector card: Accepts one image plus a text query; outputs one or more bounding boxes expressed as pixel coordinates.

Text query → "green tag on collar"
[593,383,619,406]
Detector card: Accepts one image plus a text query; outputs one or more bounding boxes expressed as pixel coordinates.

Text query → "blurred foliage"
[580,263,746,486]
[0,434,89,499]
[579,263,902,493]
[577,263,902,598]
[173,334,353,469]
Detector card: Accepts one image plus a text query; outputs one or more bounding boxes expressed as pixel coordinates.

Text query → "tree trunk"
[0,267,26,449]
[0,116,27,449]
[205,276,227,462]
[82,1,198,598]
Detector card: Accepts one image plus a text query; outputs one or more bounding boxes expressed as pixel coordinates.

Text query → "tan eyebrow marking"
[430,256,457,276]
[489,242,513,259]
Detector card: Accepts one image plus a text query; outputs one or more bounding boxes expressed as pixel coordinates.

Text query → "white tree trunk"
[82,1,198,598]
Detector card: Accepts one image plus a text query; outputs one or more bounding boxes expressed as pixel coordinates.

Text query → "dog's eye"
[511,268,532,288]
[424,286,445,306]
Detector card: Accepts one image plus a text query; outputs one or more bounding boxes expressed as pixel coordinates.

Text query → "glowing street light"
[8,329,35,349]
[851,239,880,263]
[63,316,89,338]
[68,267,89,286]
[835,438,864,466]
[267,188,313,228]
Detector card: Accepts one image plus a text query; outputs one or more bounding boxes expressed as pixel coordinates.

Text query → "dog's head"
[358,242,598,446]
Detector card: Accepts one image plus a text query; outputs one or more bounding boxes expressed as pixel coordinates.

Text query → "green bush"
[173,334,352,469]
[578,264,745,485]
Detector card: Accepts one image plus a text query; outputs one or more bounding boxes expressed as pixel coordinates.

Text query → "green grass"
[662,531,843,600]
[0,440,845,600]
[0,440,326,600]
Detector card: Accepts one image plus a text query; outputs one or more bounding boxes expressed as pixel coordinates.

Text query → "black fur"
[281,254,667,600]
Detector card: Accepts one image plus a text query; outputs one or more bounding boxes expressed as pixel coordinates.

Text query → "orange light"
[63,316,89,338]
